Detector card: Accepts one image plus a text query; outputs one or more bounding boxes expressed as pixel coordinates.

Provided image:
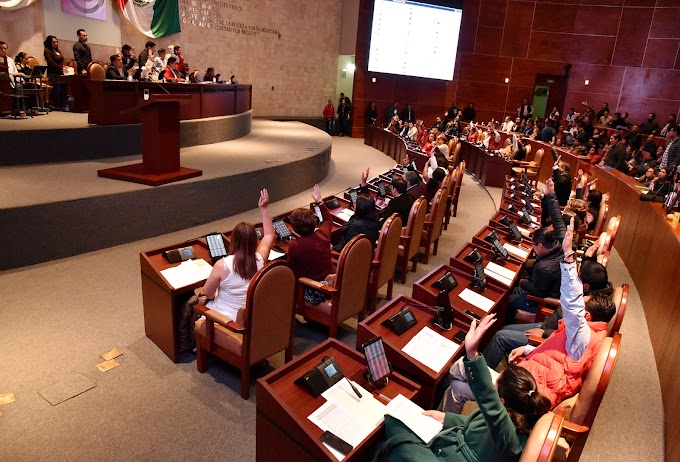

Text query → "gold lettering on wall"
[179,0,279,37]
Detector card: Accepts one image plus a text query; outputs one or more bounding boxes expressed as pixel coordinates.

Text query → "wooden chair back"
[531,148,545,169]
[27,56,39,69]
[596,250,610,268]
[519,408,565,462]
[421,187,447,263]
[405,197,427,262]
[334,235,374,323]
[605,215,621,250]
[593,201,609,236]
[367,214,402,312]
[88,62,106,81]
[246,261,297,364]
[607,284,629,335]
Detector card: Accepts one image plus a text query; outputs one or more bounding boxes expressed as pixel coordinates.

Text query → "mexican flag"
[116,0,181,38]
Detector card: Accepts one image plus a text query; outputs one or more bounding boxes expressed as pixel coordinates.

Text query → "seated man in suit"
[405,170,427,201]
[106,55,126,80]
[162,56,180,82]
[508,180,565,322]
[441,218,616,413]
[380,178,414,225]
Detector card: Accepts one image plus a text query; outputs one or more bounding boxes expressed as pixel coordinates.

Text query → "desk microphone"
[153,79,171,95]
[332,362,362,399]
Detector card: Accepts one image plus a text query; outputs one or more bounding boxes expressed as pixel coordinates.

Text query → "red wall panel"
[351,0,680,138]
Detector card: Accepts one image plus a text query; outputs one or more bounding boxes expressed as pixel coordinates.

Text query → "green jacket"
[375,355,526,461]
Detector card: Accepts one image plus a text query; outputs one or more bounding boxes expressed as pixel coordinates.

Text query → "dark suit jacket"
[72,41,92,74]
[604,142,627,172]
[106,66,126,80]
[381,193,414,226]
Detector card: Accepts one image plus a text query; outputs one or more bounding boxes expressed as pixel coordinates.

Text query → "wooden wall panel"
[459,0,481,53]
[532,4,578,33]
[573,6,622,36]
[642,39,680,69]
[528,32,616,65]
[649,7,680,38]
[612,7,654,67]
[478,0,507,28]
[475,26,503,55]
[500,1,534,58]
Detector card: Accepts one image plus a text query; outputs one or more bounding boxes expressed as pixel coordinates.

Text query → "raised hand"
[543,178,555,196]
[258,188,270,209]
[361,168,370,186]
[562,216,575,255]
[464,314,497,360]
[311,184,322,203]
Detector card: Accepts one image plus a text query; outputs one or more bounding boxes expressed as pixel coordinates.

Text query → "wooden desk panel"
[85,81,252,125]
[356,295,466,407]
[449,242,524,290]
[363,126,429,171]
[256,338,419,462]
[57,74,88,112]
[139,238,213,362]
[412,265,508,321]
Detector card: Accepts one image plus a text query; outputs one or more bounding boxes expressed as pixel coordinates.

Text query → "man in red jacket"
[441,218,616,412]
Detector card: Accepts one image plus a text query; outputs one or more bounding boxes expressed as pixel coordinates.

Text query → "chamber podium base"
[97,163,203,186]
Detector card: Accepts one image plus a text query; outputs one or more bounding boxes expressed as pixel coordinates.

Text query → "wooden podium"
[98,94,202,186]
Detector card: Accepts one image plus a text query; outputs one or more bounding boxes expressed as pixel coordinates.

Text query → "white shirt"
[206,254,264,321]
[6,57,19,87]
[501,121,515,132]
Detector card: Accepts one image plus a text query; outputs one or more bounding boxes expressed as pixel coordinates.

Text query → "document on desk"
[384,394,443,444]
[267,249,285,261]
[503,243,530,260]
[336,209,355,222]
[321,380,386,427]
[459,288,495,313]
[401,326,459,373]
[160,259,213,289]
[308,400,375,461]
[484,262,516,287]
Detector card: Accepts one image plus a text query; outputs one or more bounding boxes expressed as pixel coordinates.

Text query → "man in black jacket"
[604,133,627,172]
[72,29,91,75]
[484,258,613,368]
[508,180,566,321]
[380,178,414,225]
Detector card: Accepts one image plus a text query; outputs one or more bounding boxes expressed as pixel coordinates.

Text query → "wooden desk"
[449,242,524,290]
[356,295,466,407]
[472,225,533,263]
[85,80,252,125]
[364,125,429,170]
[459,141,513,188]
[256,338,420,462]
[139,238,213,362]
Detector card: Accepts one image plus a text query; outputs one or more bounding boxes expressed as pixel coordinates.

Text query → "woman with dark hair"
[14,52,31,74]
[376,314,551,461]
[177,189,275,353]
[43,35,68,110]
[336,195,380,252]
[287,185,335,303]
[649,167,672,196]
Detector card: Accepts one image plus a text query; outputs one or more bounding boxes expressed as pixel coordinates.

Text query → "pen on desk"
[374,392,392,403]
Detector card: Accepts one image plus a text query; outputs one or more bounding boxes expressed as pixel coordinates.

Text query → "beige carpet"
[0,136,663,461]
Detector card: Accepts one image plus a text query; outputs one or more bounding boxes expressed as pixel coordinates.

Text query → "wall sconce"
[348,63,356,72]
[372,77,376,83]
[504,78,509,84]
[584,79,589,86]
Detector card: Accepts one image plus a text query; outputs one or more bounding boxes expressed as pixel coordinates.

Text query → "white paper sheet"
[308,401,375,461]
[458,288,495,313]
[337,209,355,221]
[160,259,212,289]
[484,268,513,287]
[321,380,386,428]
[384,394,443,444]
[517,225,532,236]
[267,249,285,261]
[503,243,530,259]
[401,326,459,373]
[485,261,517,281]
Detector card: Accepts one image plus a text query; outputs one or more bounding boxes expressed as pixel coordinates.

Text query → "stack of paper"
[401,326,459,373]
[160,259,212,289]
[503,243,530,259]
[384,394,443,443]
[337,209,355,221]
[484,261,516,287]
[308,381,385,460]
[267,249,285,261]
[459,288,495,312]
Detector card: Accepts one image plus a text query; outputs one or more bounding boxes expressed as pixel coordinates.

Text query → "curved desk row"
[85,80,252,125]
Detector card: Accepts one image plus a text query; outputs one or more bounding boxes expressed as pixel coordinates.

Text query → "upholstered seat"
[519,408,566,462]
[396,197,427,284]
[194,260,297,399]
[444,166,460,230]
[512,148,544,183]
[296,235,373,338]
[88,62,106,81]
[367,214,402,313]
[420,187,447,264]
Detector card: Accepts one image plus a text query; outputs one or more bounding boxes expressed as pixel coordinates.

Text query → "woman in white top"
[203,189,276,321]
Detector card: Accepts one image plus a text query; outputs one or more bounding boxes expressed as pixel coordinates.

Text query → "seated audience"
[177,189,275,352]
[649,167,672,196]
[336,194,380,252]
[636,167,657,187]
[599,110,613,126]
[500,116,514,132]
[378,314,550,462]
[154,48,167,73]
[106,54,126,80]
[640,113,661,135]
[379,177,414,225]
[423,167,447,204]
[624,124,642,150]
[441,219,615,412]
[203,67,215,82]
[660,114,677,138]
